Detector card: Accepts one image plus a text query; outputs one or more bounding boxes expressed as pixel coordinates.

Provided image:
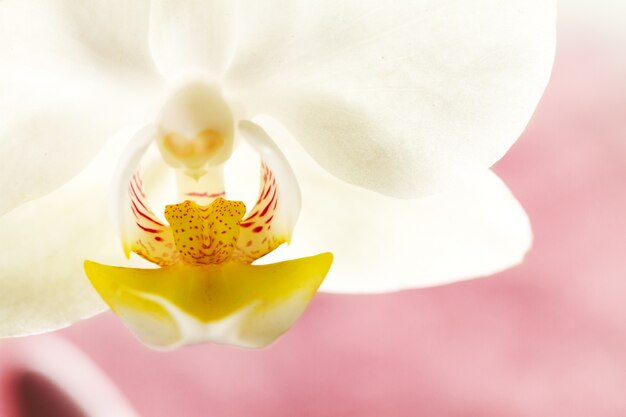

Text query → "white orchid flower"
[0,1,555,349]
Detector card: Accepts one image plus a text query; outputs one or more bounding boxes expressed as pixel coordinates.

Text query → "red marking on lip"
[136,223,160,234]
[130,204,152,228]
[262,184,273,200]
[129,182,150,213]
[185,191,226,198]
[132,176,143,195]
[247,210,259,220]
[130,202,139,217]
[155,236,164,242]
[130,200,165,227]
[133,173,144,188]
[260,189,277,217]
[252,226,264,233]
[265,215,274,224]
[132,175,146,198]
[239,221,254,228]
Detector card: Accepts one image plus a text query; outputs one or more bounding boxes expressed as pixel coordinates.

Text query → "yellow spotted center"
[164,198,246,265]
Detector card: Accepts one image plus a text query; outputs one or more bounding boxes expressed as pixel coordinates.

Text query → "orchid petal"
[84,253,333,349]
[302,169,531,293]
[226,0,556,197]
[235,118,531,292]
[148,0,239,78]
[0,129,141,337]
[0,0,158,215]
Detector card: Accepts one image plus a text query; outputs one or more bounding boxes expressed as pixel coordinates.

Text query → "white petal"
[560,0,626,42]
[0,0,159,215]
[226,0,556,197]
[242,118,532,293]
[0,128,142,337]
[148,0,239,78]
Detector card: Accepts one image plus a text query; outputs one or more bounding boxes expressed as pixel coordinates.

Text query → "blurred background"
[2,2,626,416]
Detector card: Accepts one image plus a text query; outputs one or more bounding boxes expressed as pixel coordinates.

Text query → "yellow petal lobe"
[164,198,245,265]
[84,253,333,349]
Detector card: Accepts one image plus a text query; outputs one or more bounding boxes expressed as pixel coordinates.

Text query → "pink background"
[3,24,626,417]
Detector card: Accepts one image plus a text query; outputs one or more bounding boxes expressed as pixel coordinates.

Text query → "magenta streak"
[136,223,160,234]
[130,199,165,227]
[132,174,145,197]
[129,183,150,214]
[128,177,165,226]
[135,174,141,186]
[185,191,225,198]
[133,172,144,188]
[262,183,273,200]
[260,189,277,217]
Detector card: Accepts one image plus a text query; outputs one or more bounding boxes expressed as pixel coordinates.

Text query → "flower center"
[164,198,245,266]
[153,76,235,204]
[111,77,302,270]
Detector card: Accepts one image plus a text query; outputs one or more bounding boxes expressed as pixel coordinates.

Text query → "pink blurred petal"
[0,336,137,417]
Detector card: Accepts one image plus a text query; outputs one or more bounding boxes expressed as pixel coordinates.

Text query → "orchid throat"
[84,75,333,350]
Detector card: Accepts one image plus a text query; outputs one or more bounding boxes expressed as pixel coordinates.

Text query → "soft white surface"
[560,0,626,43]
[0,129,141,337]
[148,0,238,78]
[225,0,556,198]
[0,0,159,215]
